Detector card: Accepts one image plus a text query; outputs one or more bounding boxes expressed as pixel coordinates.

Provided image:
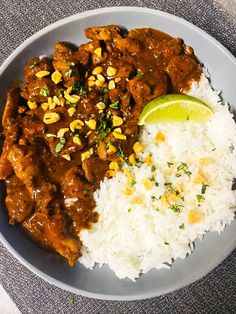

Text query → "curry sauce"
[0,25,202,265]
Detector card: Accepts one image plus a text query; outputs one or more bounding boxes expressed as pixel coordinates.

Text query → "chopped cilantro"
[135,158,143,168]
[179,223,185,230]
[39,87,49,97]
[130,179,136,187]
[212,147,216,151]
[164,182,175,194]
[164,241,169,245]
[167,162,173,167]
[196,194,205,202]
[170,204,183,213]
[177,162,192,178]
[71,82,87,97]
[99,96,108,104]
[151,195,157,201]
[151,165,156,172]
[109,101,119,109]
[68,298,75,305]
[136,72,144,78]
[201,183,209,194]
[149,175,155,181]
[128,208,132,213]
[102,87,109,94]
[117,144,124,159]
[155,207,160,211]
[54,138,66,154]
[155,182,159,187]
[29,61,39,69]
[176,173,182,178]
[64,69,73,77]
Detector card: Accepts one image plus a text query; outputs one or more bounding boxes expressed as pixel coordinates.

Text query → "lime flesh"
[138,94,213,125]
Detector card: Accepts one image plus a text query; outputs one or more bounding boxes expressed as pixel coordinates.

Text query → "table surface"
[0,0,236,313]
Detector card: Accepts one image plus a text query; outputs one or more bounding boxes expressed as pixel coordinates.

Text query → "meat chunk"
[21,77,59,103]
[24,57,53,82]
[2,88,20,129]
[166,55,201,92]
[148,38,183,63]
[45,213,81,266]
[62,167,93,199]
[114,37,141,53]
[85,25,121,41]
[6,175,33,224]
[82,157,109,187]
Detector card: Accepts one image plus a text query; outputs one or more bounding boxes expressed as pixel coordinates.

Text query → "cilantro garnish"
[170,204,183,213]
[151,165,156,172]
[54,138,66,154]
[136,72,144,78]
[109,101,119,110]
[40,87,49,97]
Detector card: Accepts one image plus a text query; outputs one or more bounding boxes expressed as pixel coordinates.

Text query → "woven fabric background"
[0,0,236,313]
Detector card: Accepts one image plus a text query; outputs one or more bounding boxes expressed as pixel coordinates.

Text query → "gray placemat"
[0,0,236,313]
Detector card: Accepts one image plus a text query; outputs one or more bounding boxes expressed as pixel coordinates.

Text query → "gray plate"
[0,7,235,301]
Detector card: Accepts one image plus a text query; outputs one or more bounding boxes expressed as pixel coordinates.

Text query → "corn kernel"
[107,66,117,77]
[188,210,202,224]
[57,128,69,138]
[96,102,106,110]
[109,161,120,172]
[97,74,106,83]
[161,195,170,207]
[130,197,142,205]
[73,136,82,146]
[51,71,62,84]
[94,47,102,57]
[41,102,49,110]
[65,94,80,103]
[35,70,50,78]
[107,144,117,154]
[64,86,73,95]
[112,131,126,140]
[95,80,104,87]
[53,96,61,106]
[70,119,84,132]
[155,131,165,143]
[43,112,60,124]
[81,150,91,162]
[68,107,76,117]
[92,66,103,75]
[108,80,115,90]
[199,158,214,166]
[142,179,154,190]
[193,172,206,184]
[112,116,123,127]
[88,75,96,81]
[62,154,71,161]
[27,101,37,109]
[18,106,26,113]
[133,141,144,154]
[124,187,132,196]
[144,155,153,165]
[88,80,95,87]
[128,153,136,165]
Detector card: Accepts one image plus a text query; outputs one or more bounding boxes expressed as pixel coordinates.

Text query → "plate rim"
[0,6,235,301]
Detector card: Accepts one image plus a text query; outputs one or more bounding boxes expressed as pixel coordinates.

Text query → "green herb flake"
[109,101,119,109]
[54,138,66,154]
[135,158,143,168]
[64,69,73,77]
[170,204,183,213]
[128,208,132,213]
[155,182,159,187]
[176,173,182,178]
[149,175,155,181]
[164,241,169,245]
[117,144,124,159]
[177,162,192,178]
[201,183,209,194]
[68,298,75,305]
[155,207,160,211]
[151,165,156,172]
[167,162,173,167]
[136,72,144,78]
[212,147,216,151]
[130,179,136,187]
[196,194,205,203]
[102,87,109,94]
[39,87,49,97]
[151,195,157,201]
[179,223,185,230]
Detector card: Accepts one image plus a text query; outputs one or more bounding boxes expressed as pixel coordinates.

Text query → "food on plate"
[0,25,235,279]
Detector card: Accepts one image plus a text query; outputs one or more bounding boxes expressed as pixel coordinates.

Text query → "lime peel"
[138,94,213,125]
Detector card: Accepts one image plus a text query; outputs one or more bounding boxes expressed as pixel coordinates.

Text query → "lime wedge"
[138,94,213,125]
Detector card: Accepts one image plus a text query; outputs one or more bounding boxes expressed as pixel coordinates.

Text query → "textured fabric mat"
[0,0,236,313]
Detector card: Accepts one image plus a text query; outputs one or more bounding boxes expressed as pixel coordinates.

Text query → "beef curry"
[0,26,202,265]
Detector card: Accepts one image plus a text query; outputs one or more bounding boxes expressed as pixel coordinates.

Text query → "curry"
[0,25,202,265]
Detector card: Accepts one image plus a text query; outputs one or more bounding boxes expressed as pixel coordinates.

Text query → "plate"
[0,7,235,301]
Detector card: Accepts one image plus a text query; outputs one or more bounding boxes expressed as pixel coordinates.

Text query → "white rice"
[78,73,236,280]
